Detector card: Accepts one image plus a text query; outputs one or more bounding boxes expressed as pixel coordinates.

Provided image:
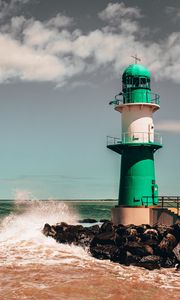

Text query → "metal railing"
[141,196,180,216]
[107,132,162,146]
[159,196,180,215]
[109,91,160,106]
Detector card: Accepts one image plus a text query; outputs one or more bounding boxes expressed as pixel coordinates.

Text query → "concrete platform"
[111,206,180,226]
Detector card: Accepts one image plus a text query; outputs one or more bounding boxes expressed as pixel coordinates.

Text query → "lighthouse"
[107,62,163,225]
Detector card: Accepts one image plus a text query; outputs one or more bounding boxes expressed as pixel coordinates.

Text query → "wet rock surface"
[42,221,180,270]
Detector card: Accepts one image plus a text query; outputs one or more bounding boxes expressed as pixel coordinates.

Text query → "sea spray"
[0,199,90,266]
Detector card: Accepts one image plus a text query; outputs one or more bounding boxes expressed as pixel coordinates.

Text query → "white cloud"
[0,2,180,86]
[99,2,142,22]
[156,121,180,133]
[46,13,73,28]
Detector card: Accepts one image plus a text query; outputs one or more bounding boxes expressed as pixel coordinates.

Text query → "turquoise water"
[0,200,117,221]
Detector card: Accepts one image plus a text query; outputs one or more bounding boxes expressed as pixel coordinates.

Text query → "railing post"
[177,197,179,216]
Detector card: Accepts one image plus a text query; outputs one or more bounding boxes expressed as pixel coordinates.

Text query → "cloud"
[99,2,142,22]
[46,13,73,28]
[1,2,180,86]
[156,120,180,133]
[0,0,30,20]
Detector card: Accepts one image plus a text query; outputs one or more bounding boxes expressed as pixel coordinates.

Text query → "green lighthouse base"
[111,206,179,226]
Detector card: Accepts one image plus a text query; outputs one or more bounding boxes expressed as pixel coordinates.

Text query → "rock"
[162,257,177,268]
[99,221,114,233]
[88,224,100,234]
[76,229,95,247]
[127,228,138,236]
[143,244,154,255]
[126,241,151,257]
[42,223,56,237]
[110,247,127,264]
[173,242,180,261]
[138,255,162,270]
[114,233,127,247]
[136,226,145,235]
[78,218,97,224]
[125,252,141,266]
[144,229,158,239]
[90,244,117,260]
[56,230,77,244]
[91,231,115,246]
[155,224,169,236]
[115,226,127,236]
[171,224,180,242]
[158,233,177,256]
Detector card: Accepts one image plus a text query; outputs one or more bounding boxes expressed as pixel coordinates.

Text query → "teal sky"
[0,0,180,199]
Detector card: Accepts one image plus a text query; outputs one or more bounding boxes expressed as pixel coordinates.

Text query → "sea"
[0,198,179,300]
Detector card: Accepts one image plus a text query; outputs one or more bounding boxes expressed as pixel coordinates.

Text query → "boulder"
[99,221,114,233]
[125,241,151,257]
[138,255,162,270]
[91,231,115,246]
[78,218,97,224]
[125,251,141,266]
[158,233,177,256]
[90,244,118,260]
[173,242,180,261]
[171,224,180,242]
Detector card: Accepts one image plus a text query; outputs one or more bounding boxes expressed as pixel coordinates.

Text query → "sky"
[0,0,180,199]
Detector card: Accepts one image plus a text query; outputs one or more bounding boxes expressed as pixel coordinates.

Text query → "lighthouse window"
[133,77,139,87]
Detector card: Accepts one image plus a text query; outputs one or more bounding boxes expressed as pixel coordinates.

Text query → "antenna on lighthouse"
[131,54,141,64]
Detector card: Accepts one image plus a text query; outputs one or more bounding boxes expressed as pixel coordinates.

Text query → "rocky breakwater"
[43,221,180,270]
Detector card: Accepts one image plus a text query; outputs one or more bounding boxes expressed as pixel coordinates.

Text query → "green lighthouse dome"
[122,63,151,103]
[123,64,150,78]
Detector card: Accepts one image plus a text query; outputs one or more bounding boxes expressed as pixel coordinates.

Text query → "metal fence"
[107,132,162,146]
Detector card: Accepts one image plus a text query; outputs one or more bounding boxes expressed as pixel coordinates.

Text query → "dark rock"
[78,218,97,224]
[144,229,158,239]
[91,231,115,246]
[43,223,56,237]
[99,221,114,233]
[88,224,100,234]
[111,247,127,264]
[155,225,171,237]
[90,244,119,260]
[158,233,177,256]
[76,230,95,247]
[136,226,145,235]
[115,234,127,247]
[171,224,180,242]
[127,228,138,236]
[126,241,151,257]
[138,255,162,270]
[125,252,141,266]
[173,242,180,261]
[143,244,154,255]
[115,226,127,236]
[56,230,77,244]
[162,257,177,268]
